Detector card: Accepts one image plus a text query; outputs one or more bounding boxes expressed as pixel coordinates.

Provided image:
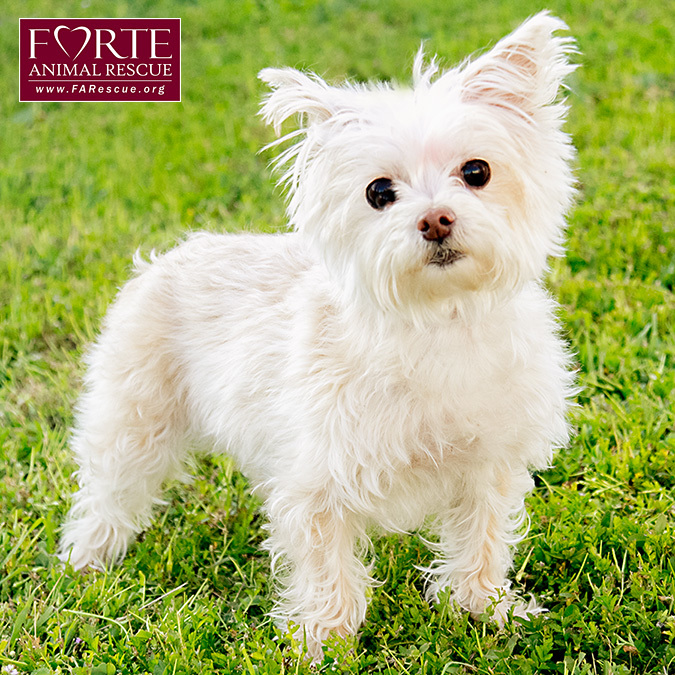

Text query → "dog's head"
[260,12,577,320]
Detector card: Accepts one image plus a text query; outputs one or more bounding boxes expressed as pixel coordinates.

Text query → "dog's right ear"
[259,68,338,136]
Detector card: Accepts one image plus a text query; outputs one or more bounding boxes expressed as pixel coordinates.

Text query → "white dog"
[60,12,577,661]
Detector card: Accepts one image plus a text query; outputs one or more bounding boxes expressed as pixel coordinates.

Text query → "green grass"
[1,0,674,673]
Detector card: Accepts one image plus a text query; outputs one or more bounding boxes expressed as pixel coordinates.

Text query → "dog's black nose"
[417,208,456,242]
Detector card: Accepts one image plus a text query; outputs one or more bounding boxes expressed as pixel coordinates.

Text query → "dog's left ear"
[259,68,339,136]
[458,11,576,120]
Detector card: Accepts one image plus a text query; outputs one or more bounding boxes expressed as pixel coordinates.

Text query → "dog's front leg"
[265,488,370,662]
[425,463,540,623]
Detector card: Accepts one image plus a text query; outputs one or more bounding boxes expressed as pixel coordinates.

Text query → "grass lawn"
[1,0,674,673]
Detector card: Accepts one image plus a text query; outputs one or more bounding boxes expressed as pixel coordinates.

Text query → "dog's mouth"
[427,245,464,267]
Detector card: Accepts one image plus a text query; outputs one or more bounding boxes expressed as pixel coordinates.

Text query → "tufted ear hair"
[456,11,577,120]
[259,67,339,135]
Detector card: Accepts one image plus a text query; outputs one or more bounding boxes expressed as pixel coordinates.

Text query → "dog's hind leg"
[59,277,189,570]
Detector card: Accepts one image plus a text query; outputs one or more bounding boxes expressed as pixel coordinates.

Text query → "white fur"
[60,12,577,662]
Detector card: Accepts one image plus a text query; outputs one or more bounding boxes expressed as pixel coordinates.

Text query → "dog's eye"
[366,178,397,210]
[461,160,491,188]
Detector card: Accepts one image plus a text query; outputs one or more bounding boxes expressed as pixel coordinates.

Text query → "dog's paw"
[57,543,107,571]
[485,591,545,627]
[58,518,130,570]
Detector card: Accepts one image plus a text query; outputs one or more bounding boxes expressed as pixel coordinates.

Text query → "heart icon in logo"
[53,25,92,60]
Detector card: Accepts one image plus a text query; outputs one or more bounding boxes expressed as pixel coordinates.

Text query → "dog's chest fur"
[270,265,565,527]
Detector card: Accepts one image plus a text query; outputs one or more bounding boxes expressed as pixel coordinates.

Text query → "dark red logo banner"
[20,18,181,102]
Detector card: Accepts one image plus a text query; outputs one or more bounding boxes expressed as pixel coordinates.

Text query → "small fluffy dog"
[60,12,577,660]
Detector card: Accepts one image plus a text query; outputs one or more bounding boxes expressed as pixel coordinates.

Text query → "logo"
[19,18,181,102]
